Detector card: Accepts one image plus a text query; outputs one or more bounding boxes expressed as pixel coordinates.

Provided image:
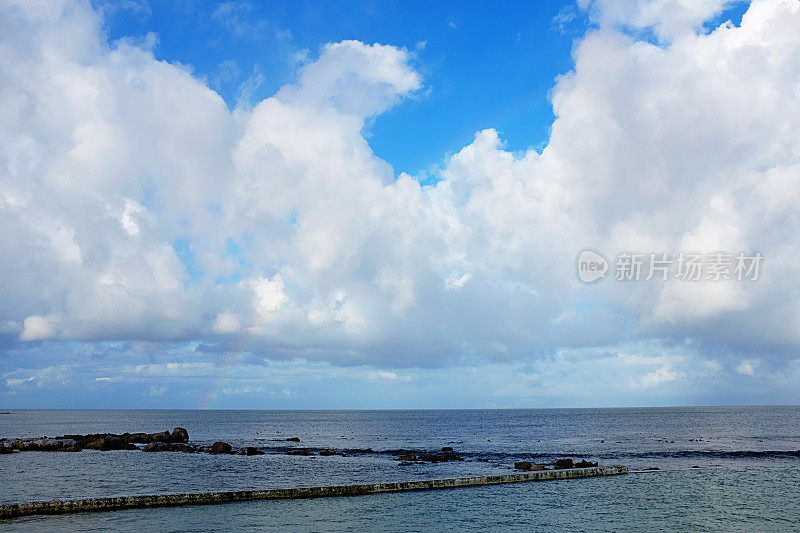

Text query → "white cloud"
[20,316,56,341]
[212,313,242,334]
[146,385,166,397]
[633,365,680,388]
[1,0,800,380]
[736,359,758,375]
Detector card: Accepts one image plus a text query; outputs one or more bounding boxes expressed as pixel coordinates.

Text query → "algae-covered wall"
[0,465,628,519]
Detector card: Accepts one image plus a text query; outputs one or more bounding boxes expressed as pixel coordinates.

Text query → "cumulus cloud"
[1,0,800,399]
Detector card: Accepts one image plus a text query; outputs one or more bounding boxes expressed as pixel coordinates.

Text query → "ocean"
[1,407,799,531]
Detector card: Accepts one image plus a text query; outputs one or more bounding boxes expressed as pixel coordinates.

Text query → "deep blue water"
[1,407,799,530]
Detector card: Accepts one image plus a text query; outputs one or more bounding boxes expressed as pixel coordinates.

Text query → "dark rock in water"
[554,458,574,469]
[441,446,453,452]
[514,461,545,471]
[84,437,120,451]
[418,452,463,463]
[150,431,172,442]
[691,465,701,469]
[171,427,189,443]
[246,447,264,456]
[398,453,417,461]
[574,460,598,468]
[124,433,153,444]
[13,438,79,452]
[319,449,345,456]
[285,437,301,442]
[2,428,193,452]
[0,444,17,454]
[210,441,233,454]
[143,442,199,453]
[286,449,314,456]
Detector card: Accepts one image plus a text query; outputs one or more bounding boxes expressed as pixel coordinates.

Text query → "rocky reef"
[0,431,604,473]
[0,428,192,453]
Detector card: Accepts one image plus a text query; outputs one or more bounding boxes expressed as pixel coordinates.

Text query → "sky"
[1,0,799,409]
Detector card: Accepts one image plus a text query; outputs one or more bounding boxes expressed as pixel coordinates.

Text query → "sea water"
[1,407,799,531]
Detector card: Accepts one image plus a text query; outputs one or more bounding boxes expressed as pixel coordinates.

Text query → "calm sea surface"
[1,407,799,531]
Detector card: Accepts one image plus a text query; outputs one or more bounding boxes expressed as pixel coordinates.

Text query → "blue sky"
[2,0,800,409]
[99,0,583,174]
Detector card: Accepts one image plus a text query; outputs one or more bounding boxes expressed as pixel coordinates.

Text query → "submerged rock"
[418,452,463,463]
[319,449,346,456]
[143,442,199,453]
[246,447,265,456]
[514,461,533,470]
[286,449,314,456]
[285,437,301,442]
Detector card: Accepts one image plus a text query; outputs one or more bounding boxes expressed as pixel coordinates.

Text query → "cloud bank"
[2,0,800,405]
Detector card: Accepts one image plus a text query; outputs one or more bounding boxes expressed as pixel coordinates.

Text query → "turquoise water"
[1,407,799,530]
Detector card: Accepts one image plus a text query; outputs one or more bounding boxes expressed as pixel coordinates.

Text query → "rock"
[554,458,574,469]
[0,443,16,454]
[286,449,314,456]
[398,453,417,461]
[514,461,546,471]
[210,441,233,454]
[417,451,463,463]
[441,446,453,452]
[143,442,198,453]
[150,431,172,442]
[84,437,118,451]
[170,427,189,443]
[12,438,79,452]
[3,428,196,452]
[124,433,153,444]
[574,459,598,468]
[285,437,301,442]
[319,449,344,456]
[246,447,264,456]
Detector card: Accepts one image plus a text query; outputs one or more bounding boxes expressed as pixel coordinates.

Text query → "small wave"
[614,450,800,460]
